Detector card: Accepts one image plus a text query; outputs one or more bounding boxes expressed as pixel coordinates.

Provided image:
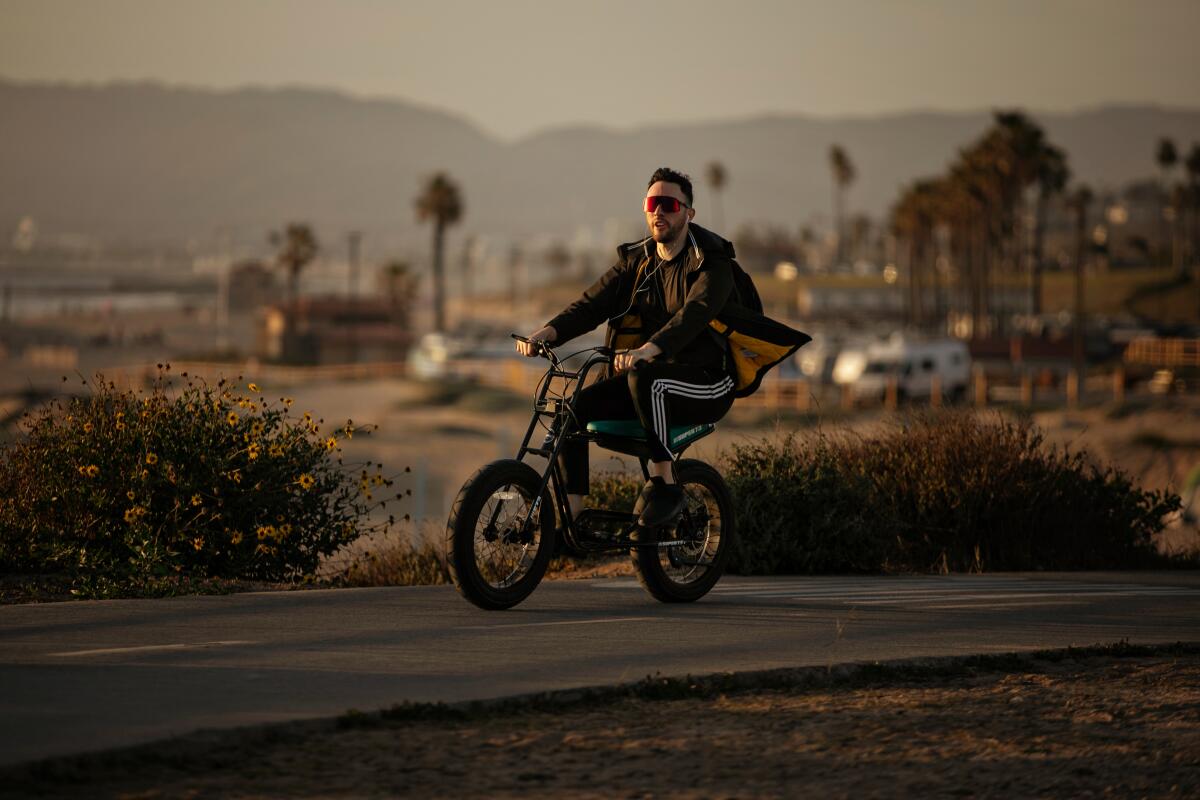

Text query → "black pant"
[559,361,735,494]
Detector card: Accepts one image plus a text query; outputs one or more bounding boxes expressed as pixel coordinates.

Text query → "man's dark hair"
[647,167,694,207]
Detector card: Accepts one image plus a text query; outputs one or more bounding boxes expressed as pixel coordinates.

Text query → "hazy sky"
[2,0,1198,140]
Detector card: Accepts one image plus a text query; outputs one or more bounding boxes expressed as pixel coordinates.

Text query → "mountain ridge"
[3,77,1199,248]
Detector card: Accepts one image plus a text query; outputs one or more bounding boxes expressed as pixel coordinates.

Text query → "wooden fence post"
[1113,367,1125,403]
[930,374,942,409]
[973,365,987,407]
[796,379,810,412]
[1066,369,1079,409]
[1021,372,1034,406]
[885,376,898,411]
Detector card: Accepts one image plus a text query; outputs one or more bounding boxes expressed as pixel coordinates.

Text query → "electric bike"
[445,335,735,610]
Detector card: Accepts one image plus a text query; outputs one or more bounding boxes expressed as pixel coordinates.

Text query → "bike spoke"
[658,482,720,584]
[473,486,540,588]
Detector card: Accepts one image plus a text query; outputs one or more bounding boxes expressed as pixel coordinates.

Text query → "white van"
[832,335,970,402]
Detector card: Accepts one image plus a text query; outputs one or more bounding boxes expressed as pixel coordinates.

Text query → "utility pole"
[347,231,362,299]
[460,235,475,320]
[1071,187,1093,381]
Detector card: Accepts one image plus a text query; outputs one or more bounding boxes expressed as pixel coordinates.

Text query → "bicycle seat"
[586,419,715,453]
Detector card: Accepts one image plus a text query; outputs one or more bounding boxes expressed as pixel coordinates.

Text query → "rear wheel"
[446,459,554,610]
[631,459,734,603]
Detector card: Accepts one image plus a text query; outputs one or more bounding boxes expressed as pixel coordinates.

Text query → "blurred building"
[227,259,281,311]
[258,298,413,364]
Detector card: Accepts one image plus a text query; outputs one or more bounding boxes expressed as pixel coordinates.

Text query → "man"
[516,167,737,534]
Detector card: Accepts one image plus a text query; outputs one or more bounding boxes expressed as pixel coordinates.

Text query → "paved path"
[2,572,1199,766]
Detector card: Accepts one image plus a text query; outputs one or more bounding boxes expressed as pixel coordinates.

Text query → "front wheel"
[631,459,735,603]
[446,459,554,610]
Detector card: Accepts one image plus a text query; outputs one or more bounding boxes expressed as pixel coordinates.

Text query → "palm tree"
[1031,144,1070,315]
[1186,143,1200,273]
[1157,138,1179,185]
[891,180,938,328]
[706,161,728,232]
[269,223,319,307]
[415,172,464,333]
[829,145,856,266]
[1158,138,1180,269]
[1067,185,1094,375]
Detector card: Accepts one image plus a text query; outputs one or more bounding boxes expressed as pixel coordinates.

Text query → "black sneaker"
[636,476,685,530]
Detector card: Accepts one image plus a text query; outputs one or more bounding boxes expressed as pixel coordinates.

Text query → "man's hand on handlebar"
[614,342,662,373]
[515,326,557,357]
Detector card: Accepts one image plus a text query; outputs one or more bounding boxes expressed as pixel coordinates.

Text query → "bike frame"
[509,342,658,553]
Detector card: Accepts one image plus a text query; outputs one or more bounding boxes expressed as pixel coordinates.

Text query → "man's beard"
[651,217,687,244]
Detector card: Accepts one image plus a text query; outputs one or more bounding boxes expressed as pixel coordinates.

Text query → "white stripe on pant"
[649,376,734,460]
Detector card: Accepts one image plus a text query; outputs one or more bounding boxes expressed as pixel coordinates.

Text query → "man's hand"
[614,342,662,373]
[515,326,557,357]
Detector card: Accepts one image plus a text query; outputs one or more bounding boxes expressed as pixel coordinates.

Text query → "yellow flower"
[250,421,264,436]
[344,421,354,439]
[256,525,274,540]
[229,531,244,545]
[79,464,100,478]
[127,490,136,501]
[247,443,260,460]
[227,411,238,427]
[268,444,284,458]
[228,469,242,484]
[296,473,315,490]
[255,543,270,554]
[185,403,196,414]
[248,382,260,393]
[284,397,294,408]
[302,412,312,423]
[324,436,338,451]
[145,452,158,465]
[123,506,146,524]
[82,422,94,433]
[115,422,126,432]
[191,494,202,506]
[192,537,204,551]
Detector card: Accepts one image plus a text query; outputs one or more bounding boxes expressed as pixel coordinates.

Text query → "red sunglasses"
[643,195,688,213]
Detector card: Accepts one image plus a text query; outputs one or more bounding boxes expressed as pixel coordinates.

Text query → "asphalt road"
[2,572,1199,767]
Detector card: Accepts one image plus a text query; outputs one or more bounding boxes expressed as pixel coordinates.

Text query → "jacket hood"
[687,223,736,259]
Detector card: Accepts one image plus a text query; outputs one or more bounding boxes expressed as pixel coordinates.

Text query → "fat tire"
[631,459,735,603]
[446,459,554,610]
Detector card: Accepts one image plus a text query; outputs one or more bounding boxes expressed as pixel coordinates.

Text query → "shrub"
[725,435,888,574]
[726,412,1183,574]
[586,471,641,513]
[0,368,399,591]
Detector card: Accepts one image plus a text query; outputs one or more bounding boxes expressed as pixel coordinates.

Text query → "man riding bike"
[516,167,738,538]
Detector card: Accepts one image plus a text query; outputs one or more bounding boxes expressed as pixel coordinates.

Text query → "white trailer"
[832,335,970,402]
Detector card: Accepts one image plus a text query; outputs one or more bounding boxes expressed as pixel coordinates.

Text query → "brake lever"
[511,333,552,359]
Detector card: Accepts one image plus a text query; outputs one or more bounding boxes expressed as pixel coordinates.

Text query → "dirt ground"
[6,649,1198,799]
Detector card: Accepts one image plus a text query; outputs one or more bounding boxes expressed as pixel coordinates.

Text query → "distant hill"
[3,78,1199,247]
